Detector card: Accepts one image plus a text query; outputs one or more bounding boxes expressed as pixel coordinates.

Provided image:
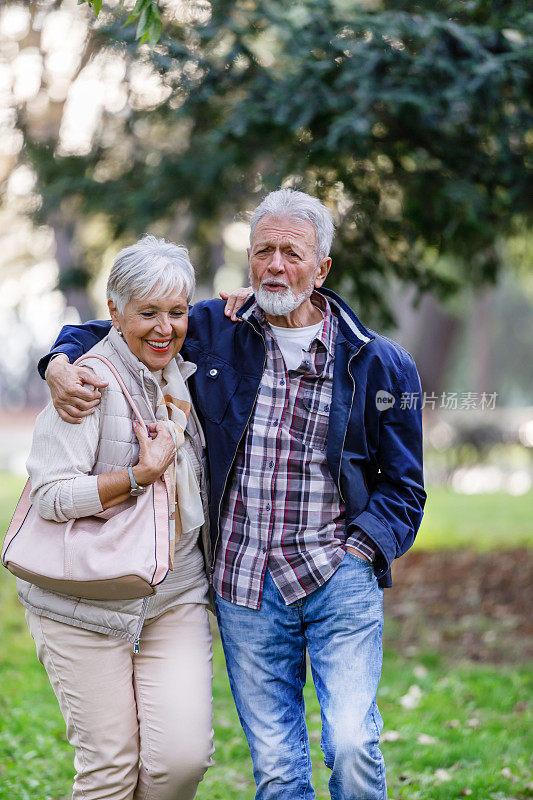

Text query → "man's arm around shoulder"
[39,320,111,423]
[37,320,112,379]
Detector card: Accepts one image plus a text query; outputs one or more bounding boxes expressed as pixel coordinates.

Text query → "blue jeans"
[215,552,386,800]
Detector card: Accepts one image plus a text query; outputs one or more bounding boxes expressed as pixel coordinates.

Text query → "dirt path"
[383,549,532,664]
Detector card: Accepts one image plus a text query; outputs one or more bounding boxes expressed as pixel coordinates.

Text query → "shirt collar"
[251,291,336,358]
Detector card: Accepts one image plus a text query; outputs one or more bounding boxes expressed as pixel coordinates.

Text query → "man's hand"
[220,287,253,321]
[45,355,108,424]
[345,546,371,563]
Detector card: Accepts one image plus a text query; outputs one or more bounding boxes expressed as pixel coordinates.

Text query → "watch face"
[130,487,145,496]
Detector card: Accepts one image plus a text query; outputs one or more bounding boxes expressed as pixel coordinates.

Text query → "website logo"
[375,390,396,410]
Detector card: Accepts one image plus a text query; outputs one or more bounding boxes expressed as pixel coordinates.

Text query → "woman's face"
[108,287,189,371]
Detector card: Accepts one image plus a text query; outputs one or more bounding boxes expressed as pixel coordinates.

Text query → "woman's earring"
[116,327,124,338]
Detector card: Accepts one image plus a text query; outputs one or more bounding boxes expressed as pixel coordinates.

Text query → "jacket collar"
[237,287,374,348]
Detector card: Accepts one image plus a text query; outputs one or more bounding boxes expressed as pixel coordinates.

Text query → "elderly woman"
[19,235,220,800]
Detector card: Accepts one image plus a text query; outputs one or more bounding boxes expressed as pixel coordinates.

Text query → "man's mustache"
[260,280,289,289]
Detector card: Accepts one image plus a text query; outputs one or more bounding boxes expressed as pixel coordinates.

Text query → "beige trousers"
[26,603,214,800]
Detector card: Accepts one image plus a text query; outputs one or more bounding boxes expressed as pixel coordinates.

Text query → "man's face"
[248,215,330,317]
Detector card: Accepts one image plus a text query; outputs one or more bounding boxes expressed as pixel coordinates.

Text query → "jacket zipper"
[183,413,211,569]
[133,597,149,654]
[186,424,211,567]
[211,320,267,573]
[336,342,369,503]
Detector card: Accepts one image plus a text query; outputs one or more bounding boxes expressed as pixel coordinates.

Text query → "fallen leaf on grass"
[466,717,480,727]
[413,664,428,679]
[382,730,403,742]
[501,767,518,782]
[459,788,472,796]
[417,733,438,745]
[399,684,422,709]
[434,768,452,783]
[445,719,460,728]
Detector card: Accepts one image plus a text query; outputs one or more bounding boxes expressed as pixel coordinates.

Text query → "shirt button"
[269,460,274,468]
[280,378,285,385]
[209,368,218,377]
[266,504,271,511]
[262,547,267,554]
[273,419,278,426]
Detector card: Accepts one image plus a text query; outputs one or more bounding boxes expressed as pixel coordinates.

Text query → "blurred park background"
[0,1,532,798]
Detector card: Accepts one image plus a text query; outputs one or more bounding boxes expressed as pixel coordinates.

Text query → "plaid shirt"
[213,294,375,609]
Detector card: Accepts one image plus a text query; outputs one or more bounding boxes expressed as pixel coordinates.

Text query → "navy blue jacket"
[39,288,425,588]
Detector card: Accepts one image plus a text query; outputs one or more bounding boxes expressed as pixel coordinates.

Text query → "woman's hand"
[97,423,176,509]
[132,421,177,486]
[220,287,253,321]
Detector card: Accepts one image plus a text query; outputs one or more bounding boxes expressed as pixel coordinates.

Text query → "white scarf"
[153,358,205,553]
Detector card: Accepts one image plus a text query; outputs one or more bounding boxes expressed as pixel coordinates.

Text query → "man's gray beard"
[255,281,314,318]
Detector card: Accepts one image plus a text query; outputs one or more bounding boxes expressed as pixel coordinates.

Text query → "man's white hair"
[107,234,195,314]
[250,189,335,261]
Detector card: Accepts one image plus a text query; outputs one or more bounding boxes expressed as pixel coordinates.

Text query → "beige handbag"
[1,354,173,601]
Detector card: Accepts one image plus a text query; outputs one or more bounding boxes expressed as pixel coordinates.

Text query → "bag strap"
[74,353,146,427]
[75,353,175,508]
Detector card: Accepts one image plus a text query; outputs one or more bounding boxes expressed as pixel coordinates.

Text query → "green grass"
[0,472,26,534]
[207,645,533,800]
[416,487,533,550]
[1,474,532,798]
[0,587,531,800]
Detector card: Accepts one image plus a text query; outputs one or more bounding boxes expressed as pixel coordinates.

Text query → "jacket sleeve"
[350,352,426,578]
[37,320,112,379]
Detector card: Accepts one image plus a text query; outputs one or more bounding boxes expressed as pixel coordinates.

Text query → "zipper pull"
[133,638,140,654]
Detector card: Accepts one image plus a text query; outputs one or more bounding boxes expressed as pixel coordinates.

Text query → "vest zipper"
[133,597,149,654]
[211,320,267,574]
[139,369,158,423]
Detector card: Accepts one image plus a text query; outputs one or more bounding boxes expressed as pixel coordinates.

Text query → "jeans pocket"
[345,551,373,568]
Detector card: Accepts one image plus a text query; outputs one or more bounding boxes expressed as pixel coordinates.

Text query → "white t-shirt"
[268,319,324,371]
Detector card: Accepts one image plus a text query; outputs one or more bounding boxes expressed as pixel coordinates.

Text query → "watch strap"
[128,466,143,492]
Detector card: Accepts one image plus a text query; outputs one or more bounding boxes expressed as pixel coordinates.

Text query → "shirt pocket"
[292,391,331,452]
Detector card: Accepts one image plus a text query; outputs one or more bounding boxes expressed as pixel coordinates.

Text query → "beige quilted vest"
[17,329,209,643]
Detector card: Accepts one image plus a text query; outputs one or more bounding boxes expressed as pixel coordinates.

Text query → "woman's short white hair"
[250,189,335,262]
[107,234,195,314]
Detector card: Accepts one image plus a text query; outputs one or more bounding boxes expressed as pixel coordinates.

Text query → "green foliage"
[77,0,162,46]
[26,0,533,322]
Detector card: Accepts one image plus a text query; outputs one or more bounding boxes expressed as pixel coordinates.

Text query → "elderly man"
[40,189,425,800]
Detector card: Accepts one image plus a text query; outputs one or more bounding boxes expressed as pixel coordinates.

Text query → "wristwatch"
[128,466,145,496]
